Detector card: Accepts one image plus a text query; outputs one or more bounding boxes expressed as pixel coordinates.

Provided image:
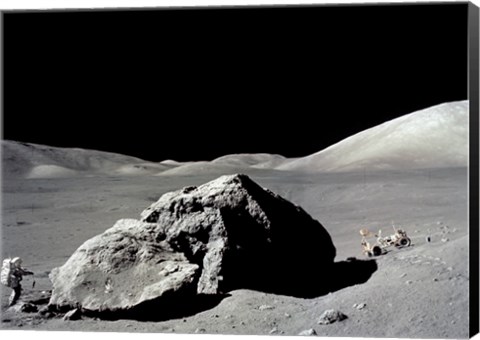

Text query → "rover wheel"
[372,245,382,257]
[397,237,411,247]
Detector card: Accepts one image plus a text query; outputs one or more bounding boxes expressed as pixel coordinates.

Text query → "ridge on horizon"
[2,100,469,178]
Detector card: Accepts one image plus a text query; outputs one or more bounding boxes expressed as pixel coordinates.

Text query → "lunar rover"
[360,225,411,257]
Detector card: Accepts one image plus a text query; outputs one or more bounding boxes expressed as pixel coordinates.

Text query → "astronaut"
[1,257,34,306]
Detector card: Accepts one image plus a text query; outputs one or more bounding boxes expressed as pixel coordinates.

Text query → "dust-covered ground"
[0,166,470,338]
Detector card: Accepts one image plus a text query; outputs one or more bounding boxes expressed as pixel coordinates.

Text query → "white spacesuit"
[1,257,33,306]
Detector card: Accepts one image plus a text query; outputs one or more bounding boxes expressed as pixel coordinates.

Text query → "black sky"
[2,3,469,162]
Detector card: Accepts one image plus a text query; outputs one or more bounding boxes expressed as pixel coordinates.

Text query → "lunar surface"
[0,101,471,338]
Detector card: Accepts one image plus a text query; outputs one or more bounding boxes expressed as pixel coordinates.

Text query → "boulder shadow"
[226,257,378,299]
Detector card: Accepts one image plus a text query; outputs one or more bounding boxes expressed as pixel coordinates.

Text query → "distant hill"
[277,101,469,172]
[2,141,288,178]
[157,153,288,176]
[3,101,468,178]
[212,153,287,168]
[2,141,173,178]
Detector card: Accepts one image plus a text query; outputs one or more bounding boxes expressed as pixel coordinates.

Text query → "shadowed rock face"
[49,174,336,313]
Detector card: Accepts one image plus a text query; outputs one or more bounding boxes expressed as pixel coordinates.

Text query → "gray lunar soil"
[0,168,469,338]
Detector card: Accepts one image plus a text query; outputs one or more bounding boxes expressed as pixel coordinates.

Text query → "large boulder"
[49,174,336,313]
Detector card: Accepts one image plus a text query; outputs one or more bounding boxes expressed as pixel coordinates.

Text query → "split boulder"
[49,174,336,313]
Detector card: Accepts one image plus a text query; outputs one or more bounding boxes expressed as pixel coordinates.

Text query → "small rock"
[317,309,347,325]
[400,273,407,278]
[425,236,431,243]
[352,303,358,308]
[63,308,82,321]
[258,304,275,311]
[195,328,206,334]
[441,238,449,243]
[447,267,453,271]
[298,328,317,336]
[7,302,37,314]
[414,230,419,233]
[433,278,438,282]
[405,280,413,285]
[284,313,291,318]
[269,327,279,334]
[224,314,232,319]
[38,305,54,316]
[20,303,38,313]
[356,303,366,310]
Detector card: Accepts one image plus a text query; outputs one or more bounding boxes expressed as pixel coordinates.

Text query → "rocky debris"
[353,303,366,310]
[298,328,317,336]
[49,174,335,314]
[258,304,275,311]
[63,308,82,321]
[20,302,38,313]
[38,305,51,315]
[269,327,279,334]
[194,327,206,333]
[317,309,347,325]
[8,302,38,313]
[38,304,57,319]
